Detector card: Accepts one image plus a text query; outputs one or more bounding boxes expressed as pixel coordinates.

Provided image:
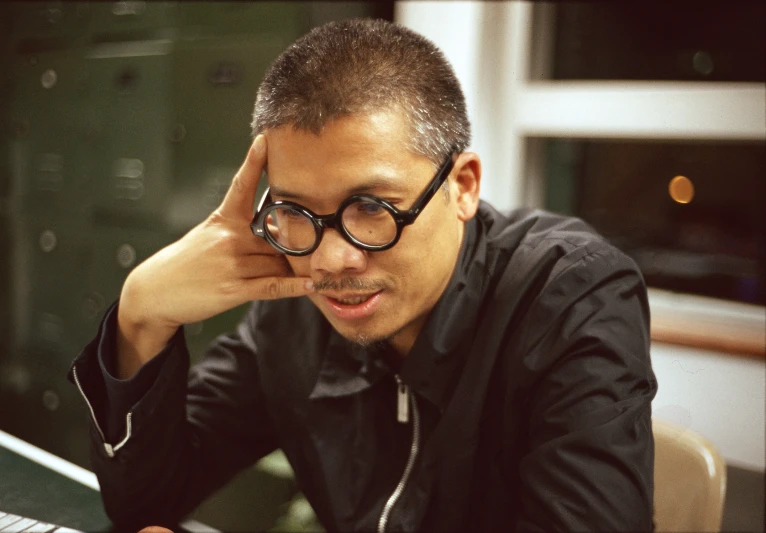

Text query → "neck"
[390,222,467,358]
[388,315,428,358]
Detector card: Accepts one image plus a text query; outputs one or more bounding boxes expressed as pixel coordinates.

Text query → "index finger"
[218,134,267,219]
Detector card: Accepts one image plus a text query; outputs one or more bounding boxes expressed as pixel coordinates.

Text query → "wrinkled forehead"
[264,111,435,205]
[264,104,432,162]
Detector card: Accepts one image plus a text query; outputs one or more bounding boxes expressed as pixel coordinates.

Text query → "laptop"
[0,511,84,533]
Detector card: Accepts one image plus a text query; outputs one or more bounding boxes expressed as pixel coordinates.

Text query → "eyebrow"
[270,176,408,201]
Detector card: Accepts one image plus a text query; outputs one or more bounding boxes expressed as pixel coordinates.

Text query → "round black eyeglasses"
[250,153,456,256]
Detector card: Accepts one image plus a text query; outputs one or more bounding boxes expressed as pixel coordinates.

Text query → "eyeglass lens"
[264,199,398,252]
[265,208,316,251]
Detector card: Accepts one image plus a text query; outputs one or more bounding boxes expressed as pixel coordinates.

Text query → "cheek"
[411,209,459,257]
[412,217,461,278]
[287,256,310,276]
[389,224,456,288]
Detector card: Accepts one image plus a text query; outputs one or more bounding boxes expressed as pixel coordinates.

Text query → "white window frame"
[521,3,765,354]
[397,2,765,355]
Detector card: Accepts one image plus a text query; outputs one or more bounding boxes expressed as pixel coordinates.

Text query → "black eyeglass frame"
[250,153,456,256]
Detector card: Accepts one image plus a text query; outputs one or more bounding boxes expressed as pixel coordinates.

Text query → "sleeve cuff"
[97,301,183,441]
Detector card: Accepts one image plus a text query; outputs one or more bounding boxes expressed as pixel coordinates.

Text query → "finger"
[237,237,284,257]
[244,276,315,301]
[240,254,294,279]
[219,134,267,219]
[243,232,289,256]
[238,237,296,258]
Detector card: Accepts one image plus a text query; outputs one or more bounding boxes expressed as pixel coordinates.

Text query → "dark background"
[544,4,765,531]
[0,3,392,531]
[0,2,763,532]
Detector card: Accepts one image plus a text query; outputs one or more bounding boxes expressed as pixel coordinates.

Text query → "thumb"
[218,134,267,219]
[245,276,315,301]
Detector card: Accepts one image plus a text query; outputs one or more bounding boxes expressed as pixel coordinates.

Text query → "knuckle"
[232,254,247,273]
[245,145,259,165]
[266,279,283,299]
[214,228,238,252]
[219,279,239,298]
[205,211,224,228]
[231,173,245,194]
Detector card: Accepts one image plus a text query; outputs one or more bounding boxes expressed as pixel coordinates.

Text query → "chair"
[653,418,727,532]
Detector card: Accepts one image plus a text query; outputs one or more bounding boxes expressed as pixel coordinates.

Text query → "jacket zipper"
[377,374,420,533]
[71,365,132,458]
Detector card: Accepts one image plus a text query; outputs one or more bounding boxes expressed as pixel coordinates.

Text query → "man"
[69,19,657,532]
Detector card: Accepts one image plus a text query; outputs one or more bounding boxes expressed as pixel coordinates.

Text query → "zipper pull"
[395,374,409,424]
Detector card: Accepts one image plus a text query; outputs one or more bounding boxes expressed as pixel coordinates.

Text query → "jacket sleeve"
[513,245,657,532]
[68,300,278,532]
[94,303,175,443]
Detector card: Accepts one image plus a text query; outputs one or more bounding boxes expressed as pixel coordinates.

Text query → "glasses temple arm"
[403,154,456,220]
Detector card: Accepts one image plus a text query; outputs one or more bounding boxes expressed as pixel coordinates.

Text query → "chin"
[347,333,390,350]
[329,319,401,349]
[334,323,388,346]
[310,294,409,349]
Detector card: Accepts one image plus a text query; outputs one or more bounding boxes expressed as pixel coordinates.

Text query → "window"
[543,138,765,305]
[524,3,766,312]
[552,3,765,82]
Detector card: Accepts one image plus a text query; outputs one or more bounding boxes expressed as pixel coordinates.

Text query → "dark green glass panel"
[0,447,110,531]
[8,47,93,216]
[543,139,766,305]
[86,50,173,226]
[88,1,177,41]
[552,3,766,82]
[8,1,91,41]
[168,35,287,230]
[177,2,308,40]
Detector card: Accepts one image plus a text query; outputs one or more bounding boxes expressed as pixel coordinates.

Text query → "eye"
[356,202,386,216]
[277,208,305,221]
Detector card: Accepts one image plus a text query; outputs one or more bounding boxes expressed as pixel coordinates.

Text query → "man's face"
[265,110,475,355]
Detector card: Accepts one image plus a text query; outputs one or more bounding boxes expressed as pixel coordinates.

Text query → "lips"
[321,290,384,321]
[330,294,375,305]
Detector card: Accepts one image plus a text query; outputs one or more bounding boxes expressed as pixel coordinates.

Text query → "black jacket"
[69,203,657,532]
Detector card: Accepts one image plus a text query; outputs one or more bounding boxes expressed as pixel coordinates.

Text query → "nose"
[310,227,368,275]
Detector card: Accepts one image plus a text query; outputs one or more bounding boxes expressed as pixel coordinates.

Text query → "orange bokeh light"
[669,175,694,204]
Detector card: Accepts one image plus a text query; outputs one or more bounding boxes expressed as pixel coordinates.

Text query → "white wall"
[396,0,766,472]
[395,1,524,212]
[652,344,765,471]
[396,2,766,212]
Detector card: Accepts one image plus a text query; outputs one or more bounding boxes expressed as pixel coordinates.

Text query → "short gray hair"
[251,18,471,167]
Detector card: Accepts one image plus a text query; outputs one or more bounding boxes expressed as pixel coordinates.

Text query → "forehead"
[265,110,434,201]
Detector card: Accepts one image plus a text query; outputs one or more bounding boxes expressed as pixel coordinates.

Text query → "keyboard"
[0,512,84,533]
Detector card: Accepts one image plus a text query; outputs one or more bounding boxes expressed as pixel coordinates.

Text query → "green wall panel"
[86,49,172,226]
[14,213,92,354]
[168,34,286,229]
[85,225,174,312]
[2,2,393,530]
[8,47,93,216]
[177,2,308,39]
[88,1,177,40]
[8,2,91,42]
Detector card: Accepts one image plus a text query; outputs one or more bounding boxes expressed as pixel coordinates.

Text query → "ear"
[450,152,481,222]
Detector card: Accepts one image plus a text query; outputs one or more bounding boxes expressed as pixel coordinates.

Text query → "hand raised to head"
[217,134,267,221]
[116,134,314,377]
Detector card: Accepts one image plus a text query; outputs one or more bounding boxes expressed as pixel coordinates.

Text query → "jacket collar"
[309,215,489,413]
[308,331,390,400]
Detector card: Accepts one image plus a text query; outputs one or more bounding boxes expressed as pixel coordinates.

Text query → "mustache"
[312,276,388,292]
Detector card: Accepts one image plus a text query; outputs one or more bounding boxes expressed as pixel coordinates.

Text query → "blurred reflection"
[669,175,694,204]
[552,2,765,82]
[544,139,765,305]
[0,2,392,531]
